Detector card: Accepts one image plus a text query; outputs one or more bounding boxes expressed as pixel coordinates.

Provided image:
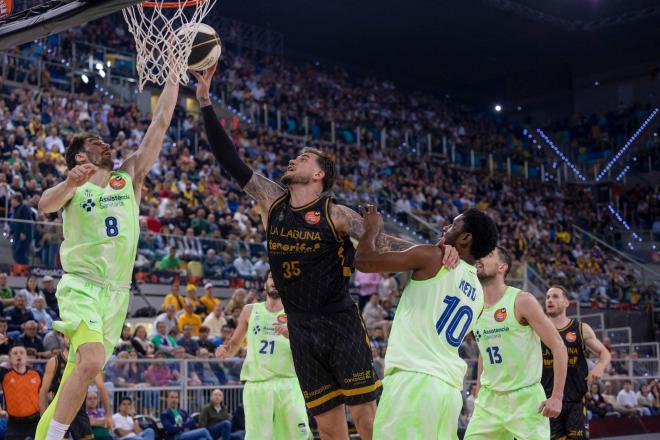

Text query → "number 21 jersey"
[385,261,484,390]
[60,170,139,284]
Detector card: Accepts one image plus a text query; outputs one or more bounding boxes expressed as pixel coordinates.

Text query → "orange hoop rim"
[142,0,207,8]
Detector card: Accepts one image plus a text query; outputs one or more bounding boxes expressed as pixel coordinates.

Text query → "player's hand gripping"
[65,163,97,189]
[274,323,289,339]
[438,237,460,269]
[190,62,218,103]
[215,344,229,359]
[361,204,384,236]
[586,364,605,386]
[538,395,562,418]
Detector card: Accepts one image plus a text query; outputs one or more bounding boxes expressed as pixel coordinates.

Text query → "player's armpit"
[331,203,414,251]
[243,173,287,215]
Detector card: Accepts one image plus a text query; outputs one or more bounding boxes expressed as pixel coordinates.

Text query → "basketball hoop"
[123,0,217,91]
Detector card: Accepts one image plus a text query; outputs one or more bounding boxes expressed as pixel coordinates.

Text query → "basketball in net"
[122,0,217,91]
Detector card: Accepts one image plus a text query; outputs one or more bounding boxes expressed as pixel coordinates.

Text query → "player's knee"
[75,344,105,379]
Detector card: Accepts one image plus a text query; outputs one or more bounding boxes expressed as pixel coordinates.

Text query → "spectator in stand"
[115,324,134,354]
[203,250,223,277]
[9,193,34,265]
[162,284,185,312]
[0,318,12,355]
[112,397,155,440]
[42,329,65,355]
[586,383,614,419]
[0,273,14,305]
[354,270,382,311]
[637,383,659,416]
[253,253,269,280]
[232,248,256,279]
[30,296,53,333]
[202,303,227,338]
[151,322,179,357]
[225,307,241,330]
[177,324,199,356]
[200,283,220,316]
[184,284,205,316]
[378,273,398,302]
[6,293,34,334]
[178,300,202,336]
[153,304,179,336]
[158,247,181,272]
[40,275,58,317]
[1,345,42,439]
[217,325,234,346]
[362,294,391,333]
[371,346,384,380]
[86,391,113,440]
[130,325,155,358]
[160,391,212,440]
[198,389,242,440]
[616,380,651,416]
[224,289,246,315]
[19,276,43,308]
[145,352,180,387]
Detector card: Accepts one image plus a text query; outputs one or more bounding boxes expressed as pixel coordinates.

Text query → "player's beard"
[281,172,310,187]
[265,288,280,300]
[476,268,498,283]
[89,152,114,170]
[546,307,563,318]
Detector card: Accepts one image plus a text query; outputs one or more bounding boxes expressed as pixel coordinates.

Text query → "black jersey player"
[542,286,611,439]
[192,65,459,440]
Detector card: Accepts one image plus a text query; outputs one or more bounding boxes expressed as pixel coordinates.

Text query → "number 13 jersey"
[266,194,355,317]
[385,261,484,390]
[60,170,139,284]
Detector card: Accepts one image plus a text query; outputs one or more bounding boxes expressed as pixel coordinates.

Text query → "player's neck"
[482,278,507,307]
[549,313,571,329]
[89,167,112,187]
[265,299,283,313]
[288,184,322,208]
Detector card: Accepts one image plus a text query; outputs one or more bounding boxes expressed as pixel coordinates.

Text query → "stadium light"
[81,74,89,84]
[608,204,644,249]
[494,104,502,112]
[594,80,600,87]
[95,62,103,71]
[107,60,112,68]
[98,70,106,78]
[596,108,659,181]
[535,128,587,181]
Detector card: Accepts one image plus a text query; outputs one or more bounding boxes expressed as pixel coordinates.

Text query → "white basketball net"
[123,0,217,91]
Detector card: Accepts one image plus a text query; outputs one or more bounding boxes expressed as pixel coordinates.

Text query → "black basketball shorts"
[287,305,382,416]
[550,400,589,439]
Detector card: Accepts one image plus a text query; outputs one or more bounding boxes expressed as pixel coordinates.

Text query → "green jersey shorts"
[53,274,130,362]
[243,377,311,439]
[374,370,463,440]
[464,383,550,440]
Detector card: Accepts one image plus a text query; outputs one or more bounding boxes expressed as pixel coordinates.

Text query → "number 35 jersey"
[384,261,484,390]
[266,194,355,317]
[472,286,542,392]
[60,170,139,284]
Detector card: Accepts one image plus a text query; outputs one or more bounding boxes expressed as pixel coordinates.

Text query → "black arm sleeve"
[201,105,254,188]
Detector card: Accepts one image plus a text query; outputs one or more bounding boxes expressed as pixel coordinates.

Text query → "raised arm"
[192,64,285,216]
[582,322,611,385]
[516,292,567,418]
[38,163,97,213]
[121,78,179,188]
[331,203,414,252]
[215,304,252,358]
[355,205,444,278]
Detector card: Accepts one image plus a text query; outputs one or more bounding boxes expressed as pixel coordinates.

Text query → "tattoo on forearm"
[244,174,286,206]
[340,205,414,251]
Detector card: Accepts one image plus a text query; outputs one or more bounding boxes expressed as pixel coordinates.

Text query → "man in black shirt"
[15,320,50,359]
[543,286,611,439]
[6,293,34,333]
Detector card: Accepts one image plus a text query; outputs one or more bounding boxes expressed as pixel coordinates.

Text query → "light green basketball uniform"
[242,302,310,439]
[374,261,484,440]
[464,286,549,440]
[53,170,138,360]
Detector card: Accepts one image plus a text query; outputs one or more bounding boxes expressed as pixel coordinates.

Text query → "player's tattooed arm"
[244,174,287,228]
[331,203,414,251]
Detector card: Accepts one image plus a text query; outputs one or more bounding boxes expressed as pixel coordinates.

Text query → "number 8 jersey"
[384,261,484,390]
[60,170,139,284]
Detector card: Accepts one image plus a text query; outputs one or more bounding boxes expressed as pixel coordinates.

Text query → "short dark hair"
[302,147,335,192]
[624,379,632,385]
[65,133,96,170]
[495,246,512,279]
[199,326,210,334]
[549,285,570,300]
[120,396,132,405]
[461,209,498,260]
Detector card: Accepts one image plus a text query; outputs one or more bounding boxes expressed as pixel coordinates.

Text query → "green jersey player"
[36,78,179,440]
[355,205,498,440]
[464,246,568,440]
[216,272,311,439]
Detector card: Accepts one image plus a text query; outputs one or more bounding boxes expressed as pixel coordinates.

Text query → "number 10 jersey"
[60,170,139,284]
[384,261,484,390]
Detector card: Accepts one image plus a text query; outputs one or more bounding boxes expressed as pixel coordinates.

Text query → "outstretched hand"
[190,62,218,103]
[65,163,97,189]
[361,204,384,236]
